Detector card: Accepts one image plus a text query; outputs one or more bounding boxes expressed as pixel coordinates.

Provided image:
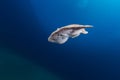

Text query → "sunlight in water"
[77,0,88,9]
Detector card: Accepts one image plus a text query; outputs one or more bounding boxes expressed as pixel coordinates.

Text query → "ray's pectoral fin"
[69,30,82,38]
[81,29,88,34]
[70,33,80,38]
[69,29,88,38]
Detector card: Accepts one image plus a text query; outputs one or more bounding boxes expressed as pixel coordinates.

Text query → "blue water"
[1,0,120,80]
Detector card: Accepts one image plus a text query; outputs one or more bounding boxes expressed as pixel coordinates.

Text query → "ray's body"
[48,24,93,44]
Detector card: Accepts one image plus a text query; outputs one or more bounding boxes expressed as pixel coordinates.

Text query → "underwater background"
[1,0,120,80]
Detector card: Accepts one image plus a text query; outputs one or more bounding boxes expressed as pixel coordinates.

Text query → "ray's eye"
[60,34,63,36]
[57,33,63,37]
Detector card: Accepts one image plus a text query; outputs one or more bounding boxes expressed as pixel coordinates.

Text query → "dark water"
[1,0,120,80]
